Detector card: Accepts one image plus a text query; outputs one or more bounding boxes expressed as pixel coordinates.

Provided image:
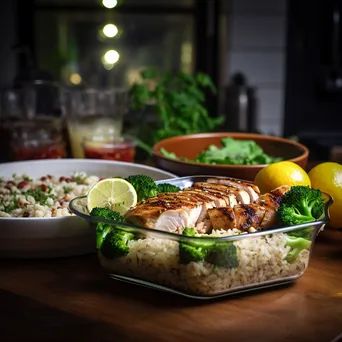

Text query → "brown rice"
[98,229,310,296]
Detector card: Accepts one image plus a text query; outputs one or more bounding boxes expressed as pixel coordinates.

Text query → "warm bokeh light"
[102,0,117,9]
[103,24,118,38]
[103,50,120,64]
[69,73,82,85]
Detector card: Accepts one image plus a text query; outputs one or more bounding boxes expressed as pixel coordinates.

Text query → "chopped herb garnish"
[4,198,20,213]
[73,175,84,184]
[63,186,72,194]
[24,187,54,206]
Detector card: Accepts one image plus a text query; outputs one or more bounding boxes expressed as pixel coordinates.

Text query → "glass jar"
[10,118,67,161]
[82,136,135,162]
[64,87,128,158]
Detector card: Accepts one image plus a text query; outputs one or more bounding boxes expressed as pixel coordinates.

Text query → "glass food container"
[69,176,333,299]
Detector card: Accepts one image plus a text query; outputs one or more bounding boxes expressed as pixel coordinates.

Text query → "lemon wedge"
[87,178,137,215]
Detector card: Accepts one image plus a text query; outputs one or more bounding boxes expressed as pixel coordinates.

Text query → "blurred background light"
[103,50,120,64]
[102,24,118,38]
[102,0,118,9]
[69,72,82,85]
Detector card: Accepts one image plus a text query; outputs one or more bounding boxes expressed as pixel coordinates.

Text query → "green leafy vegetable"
[161,137,282,165]
[129,67,224,153]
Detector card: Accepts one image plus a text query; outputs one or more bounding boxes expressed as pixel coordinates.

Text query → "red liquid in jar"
[12,143,67,161]
[84,141,135,162]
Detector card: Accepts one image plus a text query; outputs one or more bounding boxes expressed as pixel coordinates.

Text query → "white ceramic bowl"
[0,159,176,259]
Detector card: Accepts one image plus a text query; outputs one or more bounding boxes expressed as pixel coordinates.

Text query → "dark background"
[1,0,342,161]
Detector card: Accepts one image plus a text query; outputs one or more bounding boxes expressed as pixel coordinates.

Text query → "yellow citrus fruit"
[308,162,342,228]
[87,178,137,215]
[254,161,311,194]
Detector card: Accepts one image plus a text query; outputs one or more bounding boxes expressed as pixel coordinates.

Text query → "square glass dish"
[69,176,333,299]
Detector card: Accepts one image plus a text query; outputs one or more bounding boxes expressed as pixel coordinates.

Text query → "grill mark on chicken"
[207,177,260,202]
[193,182,250,204]
[234,204,265,231]
[256,185,291,228]
[208,204,266,232]
[193,184,232,201]
[207,207,235,230]
[192,183,238,207]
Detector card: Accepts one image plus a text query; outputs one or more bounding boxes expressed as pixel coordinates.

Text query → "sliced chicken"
[181,189,217,223]
[256,185,291,228]
[193,182,250,204]
[124,188,235,233]
[207,177,260,202]
[124,195,201,232]
[188,186,233,207]
[208,204,266,232]
[124,180,289,235]
[234,204,266,231]
[207,207,235,230]
[191,184,238,208]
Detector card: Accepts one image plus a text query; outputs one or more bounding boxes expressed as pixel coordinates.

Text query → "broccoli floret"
[90,207,124,249]
[157,183,181,194]
[179,227,214,264]
[100,229,134,259]
[179,228,239,269]
[277,186,324,226]
[125,174,159,201]
[285,235,312,263]
[140,184,159,201]
[287,226,315,240]
[206,241,238,269]
[179,243,209,263]
[90,207,124,221]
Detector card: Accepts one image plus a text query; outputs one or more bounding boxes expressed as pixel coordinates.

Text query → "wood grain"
[0,229,342,342]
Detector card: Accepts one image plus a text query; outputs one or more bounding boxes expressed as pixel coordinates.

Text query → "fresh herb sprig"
[130,67,224,153]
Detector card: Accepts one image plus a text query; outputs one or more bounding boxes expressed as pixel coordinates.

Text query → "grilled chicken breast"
[124,186,237,233]
[124,178,289,234]
[256,185,291,228]
[208,204,266,232]
[207,177,260,202]
[124,191,201,231]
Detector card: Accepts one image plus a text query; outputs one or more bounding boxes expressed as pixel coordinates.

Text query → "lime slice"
[87,178,137,215]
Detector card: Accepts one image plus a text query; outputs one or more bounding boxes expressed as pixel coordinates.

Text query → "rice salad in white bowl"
[0,159,176,259]
[0,172,99,218]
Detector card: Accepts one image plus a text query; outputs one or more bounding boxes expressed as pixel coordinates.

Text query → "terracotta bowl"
[152,132,309,181]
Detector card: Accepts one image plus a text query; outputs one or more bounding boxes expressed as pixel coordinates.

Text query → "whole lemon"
[254,161,311,194]
[308,162,342,228]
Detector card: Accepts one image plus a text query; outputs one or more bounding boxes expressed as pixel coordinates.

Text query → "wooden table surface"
[0,228,341,342]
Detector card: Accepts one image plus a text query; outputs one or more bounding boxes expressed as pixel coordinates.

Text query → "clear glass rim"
[69,176,334,242]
